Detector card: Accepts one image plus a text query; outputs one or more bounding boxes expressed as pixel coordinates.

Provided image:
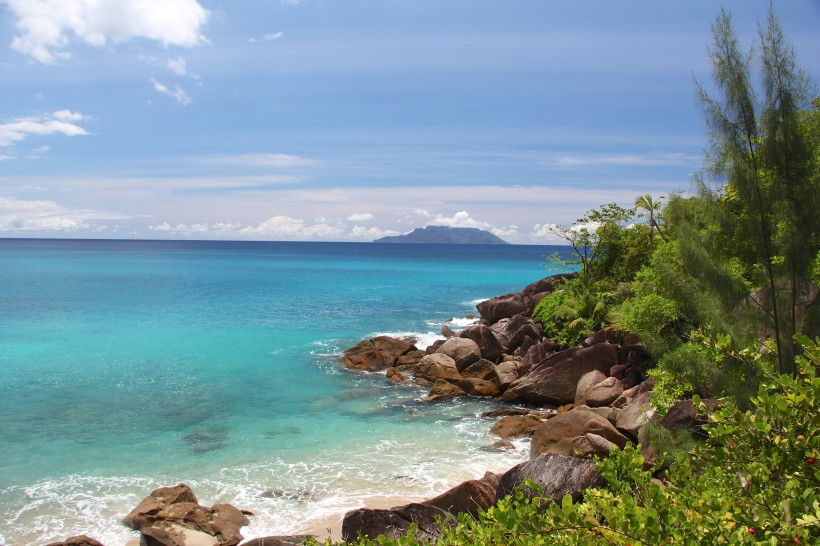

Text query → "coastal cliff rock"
[123,484,250,546]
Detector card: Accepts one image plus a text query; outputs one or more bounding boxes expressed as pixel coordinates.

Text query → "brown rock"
[494,359,526,390]
[572,433,617,458]
[573,370,607,406]
[423,472,501,518]
[240,537,314,546]
[456,378,501,397]
[396,350,425,368]
[502,344,619,405]
[46,536,105,546]
[615,391,656,440]
[341,336,417,372]
[530,409,630,458]
[460,358,498,382]
[476,293,525,325]
[123,484,199,530]
[385,367,409,384]
[495,453,604,504]
[436,337,482,371]
[426,379,468,400]
[458,325,504,363]
[341,503,455,543]
[411,353,462,382]
[490,414,549,439]
[584,377,624,407]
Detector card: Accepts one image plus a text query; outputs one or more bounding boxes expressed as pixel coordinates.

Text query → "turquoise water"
[0,239,570,545]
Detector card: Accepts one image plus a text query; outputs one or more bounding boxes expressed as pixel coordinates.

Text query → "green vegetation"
[311,8,820,545]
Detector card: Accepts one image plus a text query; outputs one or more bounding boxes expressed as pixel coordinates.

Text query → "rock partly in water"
[341,336,418,372]
[412,354,462,382]
[476,294,525,325]
[123,484,249,546]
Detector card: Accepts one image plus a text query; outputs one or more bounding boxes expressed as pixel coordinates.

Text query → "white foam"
[446,316,479,329]
[371,330,444,351]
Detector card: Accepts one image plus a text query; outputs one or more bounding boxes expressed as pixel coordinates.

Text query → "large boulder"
[490,414,550,439]
[490,314,539,351]
[426,379,468,401]
[436,337,482,371]
[458,325,504,363]
[456,378,500,397]
[495,453,604,503]
[423,472,501,518]
[494,359,527,390]
[530,409,629,459]
[502,344,619,406]
[460,359,498,382]
[583,377,624,408]
[123,484,249,546]
[341,336,418,372]
[476,294,525,325]
[573,370,607,406]
[615,391,656,440]
[411,353,462,382]
[341,503,455,543]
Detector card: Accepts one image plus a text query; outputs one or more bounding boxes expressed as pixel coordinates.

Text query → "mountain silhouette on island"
[374,226,509,245]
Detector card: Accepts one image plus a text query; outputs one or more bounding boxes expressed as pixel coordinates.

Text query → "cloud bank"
[5,0,210,63]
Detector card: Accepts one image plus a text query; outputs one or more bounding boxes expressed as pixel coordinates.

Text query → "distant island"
[374,226,509,244]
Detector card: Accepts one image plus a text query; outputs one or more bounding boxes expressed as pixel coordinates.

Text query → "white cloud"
[0,154,14,161]
[167,56,188,76]
[350,226,399,239]
[346,213,374,222]
[6,0,210,64]
[0,196,128,232]
[241,215,346,239]
[150,78,191,106]
[0,110,89,147]
[430,210,491,230]
[553,152,698,168]
[203,153,318,168]
[249,32,284,43]
[149,221,242,235]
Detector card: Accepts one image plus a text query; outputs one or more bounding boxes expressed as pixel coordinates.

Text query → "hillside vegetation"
[313,8,820,545]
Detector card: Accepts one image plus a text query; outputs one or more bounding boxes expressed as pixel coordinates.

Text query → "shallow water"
[0,239,569,545]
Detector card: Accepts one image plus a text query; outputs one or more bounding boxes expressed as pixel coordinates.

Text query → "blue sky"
[1,1,818,243]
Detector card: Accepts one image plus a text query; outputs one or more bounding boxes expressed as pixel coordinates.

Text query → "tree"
[695,8,818,374]
[634,193,667,242]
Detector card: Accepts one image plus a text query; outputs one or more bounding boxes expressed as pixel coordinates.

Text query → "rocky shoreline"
[46,273,708,546]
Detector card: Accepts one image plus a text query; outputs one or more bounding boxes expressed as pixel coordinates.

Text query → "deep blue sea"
[0,239,571,545]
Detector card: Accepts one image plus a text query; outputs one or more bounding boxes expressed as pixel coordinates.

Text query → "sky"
[1,1,819,243]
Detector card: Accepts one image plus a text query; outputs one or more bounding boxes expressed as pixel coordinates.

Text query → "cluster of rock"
[46,483,308,546]
[336,273,714,540]
[46,273,712,546]
[340,273,660,460]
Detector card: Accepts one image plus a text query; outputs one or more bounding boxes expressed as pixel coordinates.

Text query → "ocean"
[0,239,571,545]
